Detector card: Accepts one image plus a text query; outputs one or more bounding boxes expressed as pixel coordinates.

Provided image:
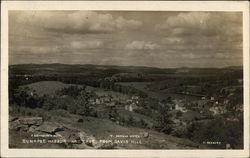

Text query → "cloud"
[155,12,242,47]
[115,17,142,30]
[157,12,242,59]
[125,41,160,50]
[156,12,210,32]
[12,11,142,34]
[9,11,243,68]
[155,12,242,37]
[10,40,105,56]
[11,45,61,54]
[162,37,185,44]
[70,40,104,49]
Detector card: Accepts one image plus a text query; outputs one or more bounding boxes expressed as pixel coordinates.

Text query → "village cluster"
[86,82,243,130]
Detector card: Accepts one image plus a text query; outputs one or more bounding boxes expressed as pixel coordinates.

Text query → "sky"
[9,11,243,68]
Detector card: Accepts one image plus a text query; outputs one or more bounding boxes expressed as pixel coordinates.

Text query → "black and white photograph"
[1,1,249,157]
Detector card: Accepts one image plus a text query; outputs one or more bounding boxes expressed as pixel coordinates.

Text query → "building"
[172,99,187,112]
[88,98,96,105]
[132,96,139,100]
[100,95,112,103]
[92,95,112,105]
[175,103,187,112]
[209,106,226,115]
[125,103,138,112]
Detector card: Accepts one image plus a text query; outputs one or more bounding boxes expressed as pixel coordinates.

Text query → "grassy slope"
[20,81,78,96]
[10,81,209,149]
[10,106,207,149]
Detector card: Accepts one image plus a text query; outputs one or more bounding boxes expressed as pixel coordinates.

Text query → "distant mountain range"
[9,63,243,77]
[10,63,243,70]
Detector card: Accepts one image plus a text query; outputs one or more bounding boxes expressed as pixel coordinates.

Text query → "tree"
[176,111,183,118]
[56,85,86,98]
[155,105,173,134]
[139,119,147,128]
[75,91,91,116]
[167,97,172,103]
[108,107,119,121]
[128,115,135,126]
[227,91,243,116]
[14,87,44,108]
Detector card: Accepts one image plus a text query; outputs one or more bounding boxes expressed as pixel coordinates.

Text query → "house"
[94,95,112,104]
[226,144,232,149]
[88,98,96,105]
[131,96,140,105]
[175,103,187,112]
[125,103,138,112]
[172,99,187,112]
[132,96,139,100]
[95,98,101,104]
[209,106,227,115]
[223,99,229,104]
[100,95,112,103]
[209,106,220,115]
[23,74,32,80]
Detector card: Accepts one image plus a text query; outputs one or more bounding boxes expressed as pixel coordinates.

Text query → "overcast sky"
[9,11,242,68]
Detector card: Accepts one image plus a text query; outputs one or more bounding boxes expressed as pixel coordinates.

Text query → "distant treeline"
[9,74,148,98]
[9,66,243,99]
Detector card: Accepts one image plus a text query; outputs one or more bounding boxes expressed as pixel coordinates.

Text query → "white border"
[1,1,249,157]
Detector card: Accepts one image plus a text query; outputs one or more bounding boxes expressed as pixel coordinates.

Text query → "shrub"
[14,88,44,108]
[139,119,148,128]
[154,105,173,134]
[172,127,188,138]
[78,118,84,123]
[176,111,183,118]
[127,115,135,126]
[56,85,86,98]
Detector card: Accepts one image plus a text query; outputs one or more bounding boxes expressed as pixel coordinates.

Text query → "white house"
[125,103,138,112]
[209,106,227,115]
[175,104,187,112]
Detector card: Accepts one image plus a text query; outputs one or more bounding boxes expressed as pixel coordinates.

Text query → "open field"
[19,81,84,96]
[116,82,200,102]
[20,81,130,99]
